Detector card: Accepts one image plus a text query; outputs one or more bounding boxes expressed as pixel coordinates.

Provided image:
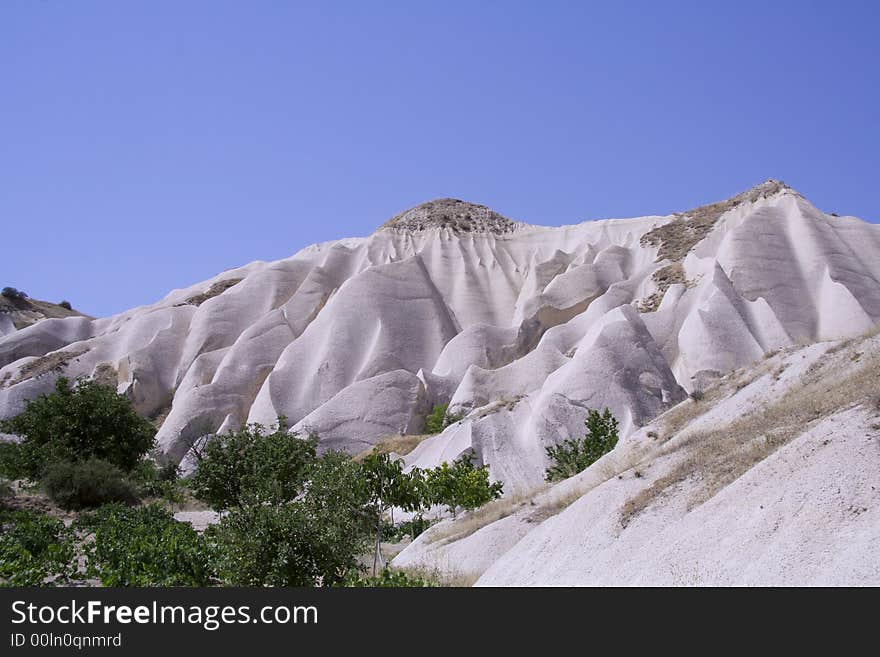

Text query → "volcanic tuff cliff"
[395,329,880,585]
[1,181,879,498]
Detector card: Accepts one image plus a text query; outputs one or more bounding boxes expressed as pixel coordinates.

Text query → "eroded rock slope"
[1,184,879,495]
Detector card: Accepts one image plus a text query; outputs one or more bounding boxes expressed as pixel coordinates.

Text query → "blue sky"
[2,1,878,317]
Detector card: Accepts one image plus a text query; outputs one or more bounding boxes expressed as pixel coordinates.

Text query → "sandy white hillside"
[393,330,880,586]
[1,181,879,499]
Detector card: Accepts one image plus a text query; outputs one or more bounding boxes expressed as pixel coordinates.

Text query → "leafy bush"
[382,514,435,542]
[41,459,138,510]
[424,403,463,434]
[0,440,45,481]
[544,408,619,482]
[132,459,180,497]
[209,452,371,586]
[0,377,155,480]
[425,451,503,516]
[190,419,318,510]
[1,287,27,301]
[0,477,11,504]
[191,420,506,585]
[77,504,213,586]
[58,300,72,310]
[340,568,437,587]
[209,504,313,587]
[133,460,185,510]
[0,509,75,586]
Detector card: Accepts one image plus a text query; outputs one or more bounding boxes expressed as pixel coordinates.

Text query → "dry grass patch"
[523,459,629,524]
[470,395,525,420]
[424,451,641,543]
[27,299,91,321]
[640,180,788,263]
[183,278,242,307]
[636,263,695,313]
[0,297,91,330]
[620,342,880,528]
[824,339,855,356]
[524,482,596,525]
[392,564,479,587]
[91,362,118,389]
[11,348,88,385]
[149,395,175,429]
[353,433,432,461]
[654,361,775,441]
[424,486,548,546]
[658,393,716,441]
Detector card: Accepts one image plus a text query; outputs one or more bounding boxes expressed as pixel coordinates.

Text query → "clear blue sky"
[2,1,878,317]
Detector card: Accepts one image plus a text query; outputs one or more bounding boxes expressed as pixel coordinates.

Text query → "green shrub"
[0,377,155,480]
[424,403,463,434]
[132,459,180,498]
[1,287,27,301]
[0,509,75,586]
[139,460,185,511]
[190,418,318,510]
[209,452,371,587]
[545,408,619,482]
[382,514,435,542]
[41,459,138,510]
[340,568,438,587]
[0,477,11,504]
[0,440,45,481]
[77,504,213,586]
[425,451,503,516]
[58,301,72,310]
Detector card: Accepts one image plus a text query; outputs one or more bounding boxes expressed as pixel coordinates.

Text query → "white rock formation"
[1,183,879,499]
[394,332,880,586]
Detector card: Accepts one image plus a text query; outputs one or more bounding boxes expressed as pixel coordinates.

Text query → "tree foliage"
[425,451,503,515]
[77,504,213,586]
[208,452,371,586]
[361,451,425,514]
[0,509,75,586]
[424,403,463,434]
[189,418,318,510]
[1,287,27,301]
[341,567,438,587]
[360,450,426,573]
[0,377,155,480]
[41,459,138,510]
[544,408,619,482]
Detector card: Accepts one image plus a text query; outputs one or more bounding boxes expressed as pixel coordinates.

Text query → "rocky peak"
[380,198,521,234]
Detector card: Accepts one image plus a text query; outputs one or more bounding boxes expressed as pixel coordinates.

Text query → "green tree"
[209,452,371,586]
[0,377,155,480]
[360,451,426,575]
[425,451,503,517]
[544,408,619,482]
[1,287,27,301]
[189,418,318,510]
[77,504,213,586]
